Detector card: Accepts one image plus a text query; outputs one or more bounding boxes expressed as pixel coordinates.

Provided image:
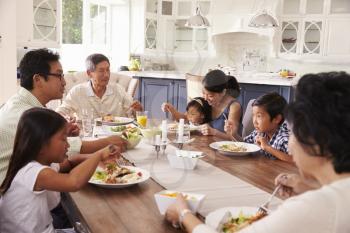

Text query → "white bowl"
[154,190,206,215]
[167,150,204,170]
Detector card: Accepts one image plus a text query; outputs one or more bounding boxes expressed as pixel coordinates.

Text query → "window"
[60,0,130,71]
[62,0,83,44]
[90,4,107,44]
[62,0,108,45]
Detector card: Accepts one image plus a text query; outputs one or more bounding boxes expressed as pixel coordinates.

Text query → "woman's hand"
[275,173,320,198]
[200,124,217,136]
[224,120,234,135]
[165,194,190,227]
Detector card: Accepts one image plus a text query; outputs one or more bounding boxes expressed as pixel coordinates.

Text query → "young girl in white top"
[0,108,119,233]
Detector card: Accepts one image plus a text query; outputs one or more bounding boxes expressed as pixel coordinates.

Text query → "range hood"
[210,0,279,38]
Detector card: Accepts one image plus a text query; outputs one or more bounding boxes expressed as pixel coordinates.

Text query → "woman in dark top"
[200,70,242,139]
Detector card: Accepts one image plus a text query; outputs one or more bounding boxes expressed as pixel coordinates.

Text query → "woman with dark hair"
[200,70,242,139]
[164,72,350,233]
[0,108,119,232]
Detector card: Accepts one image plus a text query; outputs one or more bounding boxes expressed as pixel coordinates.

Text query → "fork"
[257,184,282,214]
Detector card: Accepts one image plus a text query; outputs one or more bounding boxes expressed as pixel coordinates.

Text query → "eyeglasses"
[41,73,65,80]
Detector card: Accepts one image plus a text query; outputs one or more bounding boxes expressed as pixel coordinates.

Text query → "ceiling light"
[248,10,279,28]
[185,5,210,29]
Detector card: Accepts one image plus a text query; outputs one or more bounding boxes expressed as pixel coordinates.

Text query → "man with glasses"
[0,49,127,184]
[56,53,143,120]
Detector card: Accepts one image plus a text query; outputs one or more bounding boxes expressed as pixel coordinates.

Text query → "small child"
[0,108,119,232]
[226,92,292,162]
[244,92,292,162]
[162,97,211,125]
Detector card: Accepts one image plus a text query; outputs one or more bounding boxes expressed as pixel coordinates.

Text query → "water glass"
[81,109,93,137]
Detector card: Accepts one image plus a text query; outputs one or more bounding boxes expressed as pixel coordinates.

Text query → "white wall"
[0,0,17,104]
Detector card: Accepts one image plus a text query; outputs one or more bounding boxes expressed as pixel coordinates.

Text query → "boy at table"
[226,92,292,163]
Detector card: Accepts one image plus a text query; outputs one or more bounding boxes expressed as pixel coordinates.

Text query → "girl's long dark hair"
[0,108,67,195]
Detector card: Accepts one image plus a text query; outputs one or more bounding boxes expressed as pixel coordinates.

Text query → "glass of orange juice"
[136,111,148,128]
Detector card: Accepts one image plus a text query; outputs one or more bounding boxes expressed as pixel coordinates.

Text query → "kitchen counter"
[117,71,186,80]
[117,71,298,86]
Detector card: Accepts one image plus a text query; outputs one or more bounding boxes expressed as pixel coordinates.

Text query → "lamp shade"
[185,7,210,28]
[248,10,279,28]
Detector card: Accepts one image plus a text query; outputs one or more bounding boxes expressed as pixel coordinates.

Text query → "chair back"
[185,73,203,102]
[242,99,255,138]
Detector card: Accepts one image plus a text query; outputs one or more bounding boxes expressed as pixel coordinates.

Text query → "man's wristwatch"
[179,209,192,230]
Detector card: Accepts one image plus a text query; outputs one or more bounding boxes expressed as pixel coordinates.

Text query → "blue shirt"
[210,100,242,133]
[244,121,290,159]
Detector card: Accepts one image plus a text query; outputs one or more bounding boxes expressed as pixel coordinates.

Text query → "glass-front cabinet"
[280,21,299,53]
[305,0,324,14]
[279,0,350,58]
[17,0,60,47]
[330,0,350,14]
[142,0,210,53]
[282,0,301,15]
[302,21,322,55]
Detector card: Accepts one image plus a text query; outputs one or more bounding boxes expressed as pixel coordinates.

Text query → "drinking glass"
[81,109,93,137]
[136,111,148,128]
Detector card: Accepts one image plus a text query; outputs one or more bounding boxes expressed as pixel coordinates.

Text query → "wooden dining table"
[61,133,298,233]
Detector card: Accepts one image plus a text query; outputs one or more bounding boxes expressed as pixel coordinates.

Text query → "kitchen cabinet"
[135,77,187,119]
[134,75,294,121]
[131,0,210,54]
[279,0,350,60]
[17,0,60,48]
[237,83,294,113]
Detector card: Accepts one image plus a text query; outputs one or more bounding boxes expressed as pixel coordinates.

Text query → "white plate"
[97,117,134,126]
[205,206,258,232]
[89,166,150,189]
[209,141,260,156]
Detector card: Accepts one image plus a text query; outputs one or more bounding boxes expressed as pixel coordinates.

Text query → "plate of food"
[99,115,134,126]
[209,141,260,156]
[205,206,267,233]
[89,164,150,188]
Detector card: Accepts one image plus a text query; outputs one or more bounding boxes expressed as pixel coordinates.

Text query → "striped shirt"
[244,121,290,159]
[0,88,81,183]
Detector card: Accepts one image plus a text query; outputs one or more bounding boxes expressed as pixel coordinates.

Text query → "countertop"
[117,71,298,86]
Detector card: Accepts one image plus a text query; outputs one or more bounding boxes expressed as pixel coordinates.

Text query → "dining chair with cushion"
[242,99,255,138]
[185,73,204,102]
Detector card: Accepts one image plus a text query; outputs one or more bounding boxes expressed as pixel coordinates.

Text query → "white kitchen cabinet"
[279,0,350,60]
[330,0,350,14]
[302,20,323,55]
[164,0,210,52]
[324,19,350,56]
[17,0,60,48]
[131,0,210,54]
[280,21,300,54]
